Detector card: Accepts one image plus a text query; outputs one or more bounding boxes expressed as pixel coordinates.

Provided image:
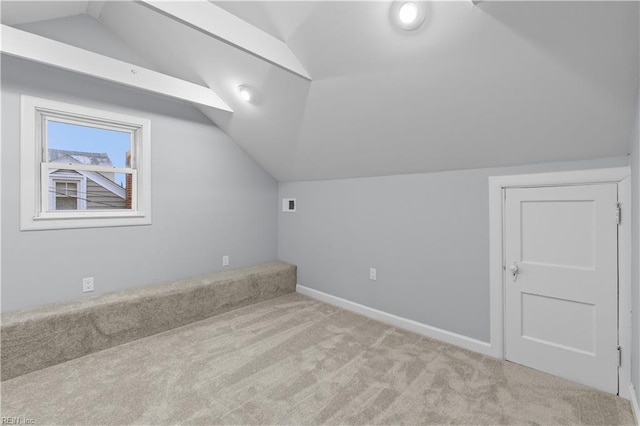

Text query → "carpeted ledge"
[0,261,296,381]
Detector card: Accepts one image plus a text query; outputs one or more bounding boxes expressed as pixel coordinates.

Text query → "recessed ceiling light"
[398,2,419,25]
[238,85,254,103]
[391,1,427,31]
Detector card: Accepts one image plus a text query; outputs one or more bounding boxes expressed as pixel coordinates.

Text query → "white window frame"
[20,95,152,230]
[49,172,87,211]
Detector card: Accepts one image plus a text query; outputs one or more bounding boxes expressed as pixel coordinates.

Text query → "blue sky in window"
[47,121,130,168]
[47,121,131,187]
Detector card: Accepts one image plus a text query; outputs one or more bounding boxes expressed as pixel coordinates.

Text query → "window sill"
[22,212,151,231]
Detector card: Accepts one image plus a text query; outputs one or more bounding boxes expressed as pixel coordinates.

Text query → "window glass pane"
[67,182,78,196]
[87,171,132,210]
[47,169,133,211]
[54,181,65,195]
[55,181,77,197]
[47,121,131,168]
[86,173,132,210]
[55,197,77,210]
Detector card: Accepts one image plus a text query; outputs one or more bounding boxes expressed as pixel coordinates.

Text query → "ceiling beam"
[138,0,312,81]
[85,1,106,20]
[0,24,233,112]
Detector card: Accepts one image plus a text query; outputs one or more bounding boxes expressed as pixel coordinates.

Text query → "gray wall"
[631,3,640,404]
[1,56,278,312]
[632,103,640,406]
[279,157,628,342]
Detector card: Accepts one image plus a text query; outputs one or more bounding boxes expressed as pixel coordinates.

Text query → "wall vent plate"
[282,198,296,212]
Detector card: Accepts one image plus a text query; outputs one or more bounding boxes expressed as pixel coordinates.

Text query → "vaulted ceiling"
[2,1,639,181]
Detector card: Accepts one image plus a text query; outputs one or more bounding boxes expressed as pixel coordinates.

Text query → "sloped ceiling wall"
[3,1,639,182]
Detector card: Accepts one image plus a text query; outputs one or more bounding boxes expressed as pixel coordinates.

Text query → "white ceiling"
[1,1,88,25]
[2,1,638,182]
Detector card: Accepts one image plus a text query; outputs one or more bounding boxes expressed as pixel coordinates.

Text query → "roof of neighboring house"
[50,168,126,200]
[48,149,125,200]
[48,149,113,167]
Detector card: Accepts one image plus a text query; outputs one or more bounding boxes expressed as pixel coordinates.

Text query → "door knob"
[510,262,519,282]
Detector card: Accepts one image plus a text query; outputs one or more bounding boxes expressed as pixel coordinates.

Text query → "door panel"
[505,184,618,393]
[521,292,595,354]
[520,200,595,269]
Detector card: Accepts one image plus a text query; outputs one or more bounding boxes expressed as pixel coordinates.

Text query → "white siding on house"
[86,179,126,209]
[49,169,126,210]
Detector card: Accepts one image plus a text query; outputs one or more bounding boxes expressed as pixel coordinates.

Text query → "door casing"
[488,167,631,397]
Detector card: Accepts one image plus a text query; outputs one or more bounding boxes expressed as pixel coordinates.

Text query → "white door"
[504,184,618,393]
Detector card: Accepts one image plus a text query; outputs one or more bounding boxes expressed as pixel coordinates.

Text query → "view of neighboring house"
[48,149,127,210]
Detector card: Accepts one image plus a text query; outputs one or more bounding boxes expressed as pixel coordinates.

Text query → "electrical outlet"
[369,268,377,281]
[82,277,94,293]
[222,255,230,267]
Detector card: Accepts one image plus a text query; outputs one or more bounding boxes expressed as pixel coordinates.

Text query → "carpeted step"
[1,261,296,381]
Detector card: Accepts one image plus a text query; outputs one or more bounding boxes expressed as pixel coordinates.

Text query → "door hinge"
[616,202,621,225]
[617,346,622,367]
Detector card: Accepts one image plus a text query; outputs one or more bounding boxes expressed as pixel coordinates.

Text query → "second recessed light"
[391,1,426,31]
[238,85,254,103]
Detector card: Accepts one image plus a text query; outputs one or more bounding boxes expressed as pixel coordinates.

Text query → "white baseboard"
[630,384,640,426]
[296,284,493,357]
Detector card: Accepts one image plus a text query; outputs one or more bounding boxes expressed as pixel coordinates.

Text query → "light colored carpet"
[1,293,634,425]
